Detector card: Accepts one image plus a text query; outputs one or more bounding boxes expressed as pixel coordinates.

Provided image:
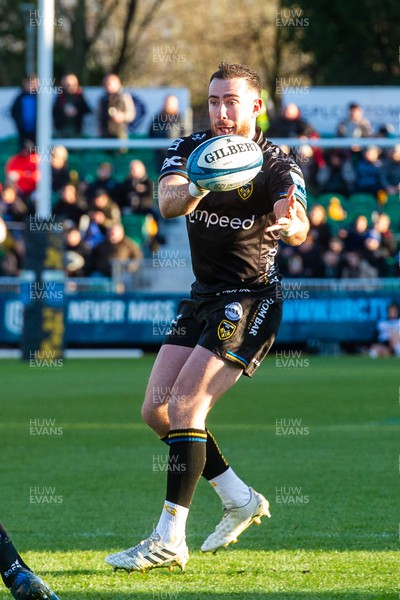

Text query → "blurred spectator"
[53,74,91,137]
[85,162,117,202]
[10,75,38,147]
[64,227,89,277]
[355,146,384,196]
[5,141,39,199]
[381,144,400,195]
[362,213,396,276]
[287,254,305,277]
[0,216,6,244]
[294,143,320,192]
[51,145,71,192]
[150,94,185,139]
[322,249,342,278]
[269,104,324,188]
[376,124,396,139]
[294,232,325,277]
[0,186,28,222]
[82,186,121,250]
[149,95,186,171]
[115,160,154,213]
[88,189,121,230]
[98,74,135,139]
[308,204,332,250]
[0,216,24,276]
[372,213,396,256]
[343,215,369,252]
[362,231,388,276]
[341,250,377,278]
[327,196,347,222]
[53,184,87,227]
[129,93,147,132]
[336,102,372,138]
[81,214,106,250]
[114,160,165,248]
[326,236,346,277]
[266,103,314,138]
[369,303,400,358]
[316,150,356,196]
[88,223,142,277]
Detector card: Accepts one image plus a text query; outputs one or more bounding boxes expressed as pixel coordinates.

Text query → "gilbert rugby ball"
[186,135,263,192]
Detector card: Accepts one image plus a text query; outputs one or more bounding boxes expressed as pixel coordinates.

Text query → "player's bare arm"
[265,184,309,246]
[158,173,208,219]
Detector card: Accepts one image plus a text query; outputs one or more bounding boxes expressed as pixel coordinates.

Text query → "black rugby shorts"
[162,289,283,377]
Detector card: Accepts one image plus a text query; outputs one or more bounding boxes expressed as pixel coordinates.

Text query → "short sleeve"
[158,137,193,182]
[268,159,307,210]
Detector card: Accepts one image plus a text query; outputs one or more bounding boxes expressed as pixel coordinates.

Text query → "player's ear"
[253,98,262,118]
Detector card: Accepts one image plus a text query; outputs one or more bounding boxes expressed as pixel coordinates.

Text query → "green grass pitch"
[0,355,398,599]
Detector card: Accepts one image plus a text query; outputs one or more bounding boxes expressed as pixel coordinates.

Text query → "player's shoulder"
[258,132,302,175]
[167,130,212,153]
[256,130,307,206]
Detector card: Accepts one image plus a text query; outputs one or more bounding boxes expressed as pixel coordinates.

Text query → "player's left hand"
[265,184,297,233]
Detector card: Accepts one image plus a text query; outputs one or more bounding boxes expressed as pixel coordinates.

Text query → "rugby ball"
[186,135,263,192]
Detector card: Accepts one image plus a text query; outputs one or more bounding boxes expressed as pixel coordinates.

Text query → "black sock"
[0,523,30,588]
[202,429,230,480]
[161,429,229,481]
[166,429,207,508]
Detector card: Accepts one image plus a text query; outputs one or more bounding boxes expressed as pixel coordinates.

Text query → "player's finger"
[265,223,288,232]
[265,218,291,232]
[286,184,296,200]
[284,186,297,219]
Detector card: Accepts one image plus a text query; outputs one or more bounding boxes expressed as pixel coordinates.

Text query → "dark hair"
[209,62,262,95]
[349,102,360,110]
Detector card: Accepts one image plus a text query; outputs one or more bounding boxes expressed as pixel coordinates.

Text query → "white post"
[36,0,54,218]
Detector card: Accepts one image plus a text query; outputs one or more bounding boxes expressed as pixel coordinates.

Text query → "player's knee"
[168,396,199,425]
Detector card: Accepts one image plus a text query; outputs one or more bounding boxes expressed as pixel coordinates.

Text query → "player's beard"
[211,120,253,138]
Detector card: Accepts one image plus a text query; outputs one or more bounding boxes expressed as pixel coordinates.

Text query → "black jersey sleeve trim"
[294,194,307,210]
[277,190,307,210]
[158,169,190,183]
[158,169,190,181]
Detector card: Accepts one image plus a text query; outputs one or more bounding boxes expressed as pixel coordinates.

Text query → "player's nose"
[216,103,228,119]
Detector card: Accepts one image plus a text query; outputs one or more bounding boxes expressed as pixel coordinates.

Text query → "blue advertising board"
[0,289,399,346]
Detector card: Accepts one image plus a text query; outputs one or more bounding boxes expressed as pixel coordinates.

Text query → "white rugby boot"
[105,531,189,573]
[201,487,271,553]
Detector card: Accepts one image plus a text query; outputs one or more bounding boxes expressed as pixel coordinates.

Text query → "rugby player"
[106,62,309,573]
[0,522,59,599]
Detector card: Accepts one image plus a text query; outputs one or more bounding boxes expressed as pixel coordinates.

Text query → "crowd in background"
[0,73,399,280]
[278,209,397,279]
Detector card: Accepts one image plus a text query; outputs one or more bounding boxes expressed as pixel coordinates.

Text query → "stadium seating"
[121,214,148,246]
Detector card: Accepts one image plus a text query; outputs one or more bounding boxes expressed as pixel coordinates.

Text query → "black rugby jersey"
[159,127,307,293]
